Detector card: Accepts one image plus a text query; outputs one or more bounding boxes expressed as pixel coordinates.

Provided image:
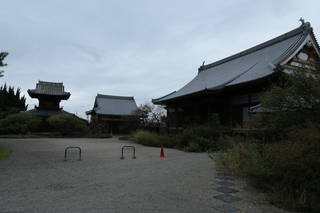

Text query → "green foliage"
[0,134,40,138]
[256,66,320,130]
[47,114,88,136]
[0,84,27,118]
[134,103,166,130]
[0,113,42,134]
[218,66,320,212]
[0,52,8,77]
[184,141,202,152]
[175,124,226,152]
[129,130,175,148]
[118,135,129,140]
[0,145,12,163]
[88,133,112,138]
[219,142,264,177]
[129,129,233,152]
[174,114,231,152]
[129,114,233,152]
[219,136,320,212]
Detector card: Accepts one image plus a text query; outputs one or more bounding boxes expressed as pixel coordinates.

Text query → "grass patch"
[0,145,12,163]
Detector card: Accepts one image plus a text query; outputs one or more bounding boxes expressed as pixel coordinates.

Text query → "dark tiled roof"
[153,22,317,104]
[198,23,312,72]
[87,94,138,116]
[28,81,71,98]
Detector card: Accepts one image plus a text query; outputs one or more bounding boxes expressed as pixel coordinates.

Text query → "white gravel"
[0,138,289,213]
[0,138,217,213]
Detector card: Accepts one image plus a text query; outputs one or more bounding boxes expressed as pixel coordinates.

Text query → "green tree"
[0,114,41,134]
[134,103,166,130]
[0,84,27,118]
[256,64,320,131]
[0,52,8,77]
[47,114,88,136]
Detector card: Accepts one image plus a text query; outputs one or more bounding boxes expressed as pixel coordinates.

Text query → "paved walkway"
[0,138,288,213]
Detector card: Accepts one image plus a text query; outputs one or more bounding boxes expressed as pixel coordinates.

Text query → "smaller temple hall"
[25,80,71,117]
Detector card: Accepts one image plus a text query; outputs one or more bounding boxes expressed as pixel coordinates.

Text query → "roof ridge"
[38,80,63,85]
[198,22,312,72]
[96,93,135,100]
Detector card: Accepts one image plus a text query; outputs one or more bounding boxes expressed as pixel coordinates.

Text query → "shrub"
[0,113,41,134]
[184,142,202,152]
[128,128,233,152]
[218,141,320,212]
[118,135,129,140]
[129,130,175,148]
[208,136,235,152]
[127,113,228,152]
[219,142,265,178]
[174,123,231,152]
[47,114,88,136]
[88,133,112,138]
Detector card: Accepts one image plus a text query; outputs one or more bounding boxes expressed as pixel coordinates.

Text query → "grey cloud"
[0,0,319,118]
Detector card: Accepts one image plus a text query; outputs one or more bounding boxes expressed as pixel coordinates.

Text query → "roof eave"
[153,89,223,104]
[28,90,71,99]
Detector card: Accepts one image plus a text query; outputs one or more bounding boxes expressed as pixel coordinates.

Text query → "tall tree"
[0,84,27,118]
[134,103,166,130]
[0,52,8,77]
[256,63,320,130]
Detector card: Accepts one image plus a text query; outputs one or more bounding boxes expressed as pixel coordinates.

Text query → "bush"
[218,140,320,212]
[219,142,265,178]
[126,113,229,152]
[47,114,88,136]
[0,113,42,134]
[118,135,129,140]
[88,133,112,138]
[129,130,175,148]
[174,124,232,152]
[128,127,234,152]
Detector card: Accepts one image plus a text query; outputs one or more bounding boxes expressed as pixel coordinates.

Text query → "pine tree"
[0,84,27,118]
[0,52,8,77]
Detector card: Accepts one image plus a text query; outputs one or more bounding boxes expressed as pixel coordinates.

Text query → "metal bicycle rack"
[120,145,136,159]
[64,146,82,161]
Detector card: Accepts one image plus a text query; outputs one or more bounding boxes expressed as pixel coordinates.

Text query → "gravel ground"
[0,138,289,213]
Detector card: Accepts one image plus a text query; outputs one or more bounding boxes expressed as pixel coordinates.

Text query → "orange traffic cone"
[160,145,165,158]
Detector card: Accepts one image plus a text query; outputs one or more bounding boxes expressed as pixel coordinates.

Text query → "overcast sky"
[1,0,320,118]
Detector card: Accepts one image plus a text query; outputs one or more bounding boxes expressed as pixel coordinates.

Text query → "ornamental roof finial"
[299,17,305,25]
